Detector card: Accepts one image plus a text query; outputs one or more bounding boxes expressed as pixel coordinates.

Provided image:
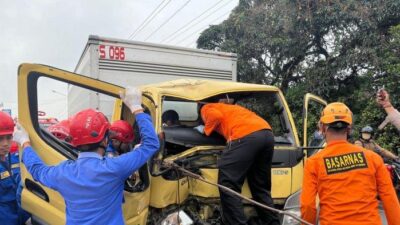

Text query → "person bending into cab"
[301,102,400,225]
[195,101,279,225]
[162,110,180,127]
[13,87,159,225]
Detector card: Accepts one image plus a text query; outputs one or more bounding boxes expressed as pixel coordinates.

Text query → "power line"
[160,0,225,43]
[176,10,231,46]
[144,0,192,41]
[128,0,168,39]
[129,0,172,40]
[165,0,234,44]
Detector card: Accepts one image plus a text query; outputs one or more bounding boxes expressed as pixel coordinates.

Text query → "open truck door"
[302,93,327,157]
[18,64,151,225]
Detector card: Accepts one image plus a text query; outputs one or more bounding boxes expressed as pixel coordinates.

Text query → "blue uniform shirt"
[22,113,159,225]
[0,153,21,225]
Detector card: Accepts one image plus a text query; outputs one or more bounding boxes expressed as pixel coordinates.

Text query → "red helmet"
[69,109,110,147]
[109,120,134,143]
[48,119,70,141]
[0,111,15,136]
[9,141,18,154]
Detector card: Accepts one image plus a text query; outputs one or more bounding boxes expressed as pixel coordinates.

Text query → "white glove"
[194,125,205,134]
[133,144,141,150]
[119,87,143,113]
[13,123,30,146]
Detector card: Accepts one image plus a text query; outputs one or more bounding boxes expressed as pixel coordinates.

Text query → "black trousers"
[218,129,279,225]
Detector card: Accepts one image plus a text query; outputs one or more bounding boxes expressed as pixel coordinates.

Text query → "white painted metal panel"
[71,35,237,117]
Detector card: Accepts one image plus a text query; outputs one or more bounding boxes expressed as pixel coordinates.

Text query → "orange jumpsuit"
[301,140,400,225]
[200,103,271,141]
[201,103,279,225]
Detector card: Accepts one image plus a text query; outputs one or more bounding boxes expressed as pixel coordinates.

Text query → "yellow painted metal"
[149,176,189,208]
[302,93,327,147]
[112,99,123,122]
[124,208,149,225]
[123,188,151,224]
[188,169,219,198]
[19,63,323,223]
[290,160,305,194]
[18,64,148,224]
[270,168,292,198]
[21,186,65,224]
[277,89,301,146]
[188,169,253,199]
[141,79,279,101]
[165,146,224,161]
[143,78,304,205]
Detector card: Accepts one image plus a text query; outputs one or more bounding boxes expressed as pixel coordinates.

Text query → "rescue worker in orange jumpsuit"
[195,102,279,225]
[301,102,400,225]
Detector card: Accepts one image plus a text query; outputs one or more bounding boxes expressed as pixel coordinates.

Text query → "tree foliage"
[197,0,400,153]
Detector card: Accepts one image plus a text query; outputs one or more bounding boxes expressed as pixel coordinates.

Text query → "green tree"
[198,0,400,92]
[197,0,400,152]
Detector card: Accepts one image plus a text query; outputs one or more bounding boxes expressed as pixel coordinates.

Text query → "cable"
[129,0,172,40]
[165,0,234,45]
[178,11,231,46]
[128,0,168,39]
[175,10,231,46]
[163,161,314,225]
[160,0,225,43]
[144,0,192,41]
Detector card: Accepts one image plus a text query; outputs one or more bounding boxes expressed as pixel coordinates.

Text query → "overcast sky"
[0,0,238,118]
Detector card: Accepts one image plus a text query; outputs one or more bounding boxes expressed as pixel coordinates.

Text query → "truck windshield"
[162,91,295,146]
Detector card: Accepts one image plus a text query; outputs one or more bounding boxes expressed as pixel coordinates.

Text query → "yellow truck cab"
[18,64,326,224]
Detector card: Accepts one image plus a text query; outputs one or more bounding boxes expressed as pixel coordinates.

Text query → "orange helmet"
[320,102,352,126]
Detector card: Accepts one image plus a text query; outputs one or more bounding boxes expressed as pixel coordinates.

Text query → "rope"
[162,161,314,225]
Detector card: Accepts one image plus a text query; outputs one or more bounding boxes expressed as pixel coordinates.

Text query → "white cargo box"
[70,35,237,118]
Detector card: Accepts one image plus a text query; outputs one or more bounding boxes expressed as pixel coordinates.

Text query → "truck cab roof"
[141,79,280,100]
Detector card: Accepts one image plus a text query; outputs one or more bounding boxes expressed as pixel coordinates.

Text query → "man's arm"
[375,156,400,225]
[22,146,61,190]
[201,105,223,136]
[378,108,400,132]
[300,159,318,225]
[14,125,62,190]
[376,90,400,131]
[109,113,160,180]
[374,143,399,160]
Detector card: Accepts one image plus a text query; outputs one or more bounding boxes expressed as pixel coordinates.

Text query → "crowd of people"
[1,87,400,225]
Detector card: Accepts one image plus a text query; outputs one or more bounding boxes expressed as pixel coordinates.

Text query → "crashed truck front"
[124,79,319,224]
[18,64,323,225]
